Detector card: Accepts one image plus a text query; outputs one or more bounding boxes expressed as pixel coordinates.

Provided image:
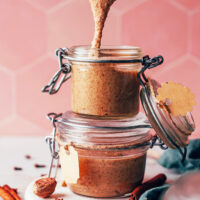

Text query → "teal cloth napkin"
[139,185,170,200]
[139,139,200,200]
[158,139,200,173]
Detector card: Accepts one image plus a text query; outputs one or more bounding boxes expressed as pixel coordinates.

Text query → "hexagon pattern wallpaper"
[0,0,200,138]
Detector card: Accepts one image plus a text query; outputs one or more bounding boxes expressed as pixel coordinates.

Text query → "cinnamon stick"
[129,173,167,200]
[0,187,15,200]
[3,185,21,200]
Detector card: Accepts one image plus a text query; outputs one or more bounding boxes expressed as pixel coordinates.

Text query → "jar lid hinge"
[138,55,164,87]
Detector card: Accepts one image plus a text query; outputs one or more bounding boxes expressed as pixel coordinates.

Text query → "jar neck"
[64,45,143,63]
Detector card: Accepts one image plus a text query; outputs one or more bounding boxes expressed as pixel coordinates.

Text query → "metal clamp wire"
[138,55,164,87]
[45,113,62,159]
[150,135,168,150]
[45,113,62,178]
[150,135,187,164]
[42,48,71,94]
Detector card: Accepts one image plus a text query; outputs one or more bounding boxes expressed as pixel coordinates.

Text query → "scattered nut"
[33,178,57,198]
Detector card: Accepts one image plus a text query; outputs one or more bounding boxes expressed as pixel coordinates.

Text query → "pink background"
[0,0,199,138]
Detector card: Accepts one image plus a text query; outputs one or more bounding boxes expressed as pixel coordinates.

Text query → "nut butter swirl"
[90,0,116,48]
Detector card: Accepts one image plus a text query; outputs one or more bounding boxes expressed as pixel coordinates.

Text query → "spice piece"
[156,82,195,117]
[33,178,57,198]
[129,173,167,200]
[13,167,22,171]
[3,185,21,200]
[25,155,31,159]
[61,181,67,187]
[89,0,116,48]
[0,187,15,200]
[34,164,46,168]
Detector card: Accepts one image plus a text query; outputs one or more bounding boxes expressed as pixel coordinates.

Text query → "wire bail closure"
[45,113,62,178]
[137,55,168,152]
[42,48,71,95]
[150,135,168,150]
[138,55,187,163]
[138,55,164,88]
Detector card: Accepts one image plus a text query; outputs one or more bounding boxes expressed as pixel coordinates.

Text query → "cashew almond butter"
[33,178,57,198]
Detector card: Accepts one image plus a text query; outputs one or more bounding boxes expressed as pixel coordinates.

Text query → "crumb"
[14,167,22,171]
[25,155,31,159]
[34,164,46,168]
[40,174,47,177]
[61,181,67,187]
[156,82,195,116]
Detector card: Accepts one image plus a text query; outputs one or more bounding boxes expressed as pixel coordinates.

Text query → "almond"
[33,178,57,198]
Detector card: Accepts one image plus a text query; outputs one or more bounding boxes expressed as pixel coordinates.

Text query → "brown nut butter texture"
[89,0,116,48]
[61,144,146,197]
[72,62,140,117]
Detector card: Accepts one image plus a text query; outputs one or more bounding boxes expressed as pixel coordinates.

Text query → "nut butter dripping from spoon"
[89,0,116,49]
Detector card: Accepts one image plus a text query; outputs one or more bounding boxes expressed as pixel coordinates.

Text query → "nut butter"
[89,0,117,48]
[56,111,151,197]
[66,46,143,118]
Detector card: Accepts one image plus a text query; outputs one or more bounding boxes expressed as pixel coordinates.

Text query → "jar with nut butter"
[44,47,196,198]
[43,46,143,118]
[55,111,151,197]
[46,63,196,198]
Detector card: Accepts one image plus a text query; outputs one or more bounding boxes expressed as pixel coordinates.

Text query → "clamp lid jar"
[43,46,143,118]
[55,111,151,197]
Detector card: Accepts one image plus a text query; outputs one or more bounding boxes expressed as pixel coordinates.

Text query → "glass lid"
[56,111,152,148]
[140,79,195,149]
[58,111,151,131]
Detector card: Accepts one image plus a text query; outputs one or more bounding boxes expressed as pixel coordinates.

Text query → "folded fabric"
[139,184,170,200]
[158,139,200,173]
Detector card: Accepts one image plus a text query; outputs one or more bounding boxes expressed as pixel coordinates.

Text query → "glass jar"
[56,111,151,198]
[65,46,143,118]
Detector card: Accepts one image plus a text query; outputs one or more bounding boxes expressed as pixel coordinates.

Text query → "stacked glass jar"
[44,46,163,197]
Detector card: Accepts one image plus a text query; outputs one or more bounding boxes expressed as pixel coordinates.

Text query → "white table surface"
[0,137,180,200]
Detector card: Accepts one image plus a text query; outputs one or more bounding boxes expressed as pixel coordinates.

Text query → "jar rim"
[58,111,151,130]
[63,45,143,63]
[57,111,152,148]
